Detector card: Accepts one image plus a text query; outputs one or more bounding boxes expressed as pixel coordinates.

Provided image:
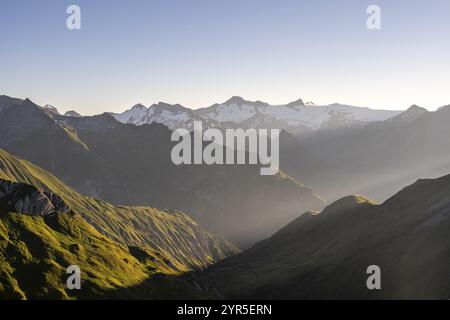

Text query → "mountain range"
[112,96,401,136]
[0,96,325,247]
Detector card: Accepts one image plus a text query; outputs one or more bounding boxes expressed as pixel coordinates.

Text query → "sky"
[0,0,449,115]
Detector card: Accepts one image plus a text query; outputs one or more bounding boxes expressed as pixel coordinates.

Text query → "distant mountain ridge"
[0,94,405,136]
[196,97,401,136]
[112,102,219,131]
[289,104,450,202]
[111,96,402,136]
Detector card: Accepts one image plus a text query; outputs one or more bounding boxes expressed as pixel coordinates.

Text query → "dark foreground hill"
[197,174,450,299]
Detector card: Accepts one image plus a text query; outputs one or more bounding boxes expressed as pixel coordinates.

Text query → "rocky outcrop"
[43,191,71,212]
[0,178,70,216]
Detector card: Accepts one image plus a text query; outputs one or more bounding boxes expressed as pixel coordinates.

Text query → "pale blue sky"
[0,0,449,114]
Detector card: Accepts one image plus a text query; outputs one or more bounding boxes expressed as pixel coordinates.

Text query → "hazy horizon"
[0,91,424,116]
[1,0,450,115]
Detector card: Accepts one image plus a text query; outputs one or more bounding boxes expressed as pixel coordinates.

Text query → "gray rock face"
[43,191,71,212]
[0,179,70,216]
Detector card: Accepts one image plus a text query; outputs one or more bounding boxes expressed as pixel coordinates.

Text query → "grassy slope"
[0,149,238,274]
[0,211,147,299]
[0,210,215,299]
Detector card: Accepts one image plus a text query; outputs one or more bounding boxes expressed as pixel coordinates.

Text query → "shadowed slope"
[198,175,450,299]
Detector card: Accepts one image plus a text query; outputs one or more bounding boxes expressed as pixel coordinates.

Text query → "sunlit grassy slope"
[0,148,238,298]
[0,211,148,299]
[0,209,217,299]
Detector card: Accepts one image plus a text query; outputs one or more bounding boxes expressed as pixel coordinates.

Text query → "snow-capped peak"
[113,101,209,130]
[197,99,402,135]
[64,110,83,117]
[113,97,404,137]
[42,104,60,115]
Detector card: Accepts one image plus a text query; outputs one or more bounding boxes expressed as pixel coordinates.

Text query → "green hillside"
[0,148,238,299]
[0,148,237,272]
[1,211,148,299]
[0,205,217,299]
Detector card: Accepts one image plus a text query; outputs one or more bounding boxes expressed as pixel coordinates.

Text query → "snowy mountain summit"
[112,102,217,131]
[113,96,403,137]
